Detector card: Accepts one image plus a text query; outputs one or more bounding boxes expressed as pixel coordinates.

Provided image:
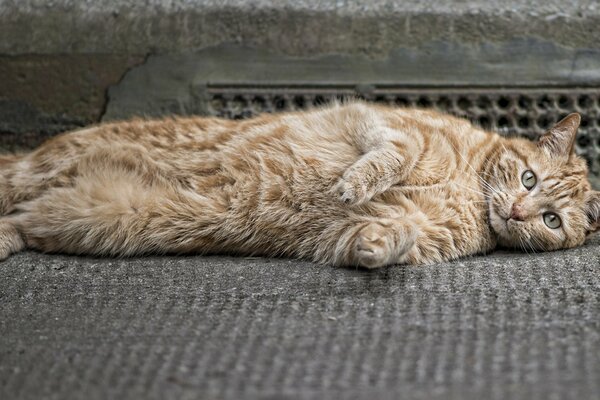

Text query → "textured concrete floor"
[1,236,599,400]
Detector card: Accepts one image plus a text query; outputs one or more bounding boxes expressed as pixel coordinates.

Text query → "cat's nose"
[509,203,526,221]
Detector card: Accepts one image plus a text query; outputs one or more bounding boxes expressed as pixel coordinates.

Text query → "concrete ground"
[1,235,599,400]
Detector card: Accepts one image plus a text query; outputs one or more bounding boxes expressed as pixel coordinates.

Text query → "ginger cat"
[0,101,598,268]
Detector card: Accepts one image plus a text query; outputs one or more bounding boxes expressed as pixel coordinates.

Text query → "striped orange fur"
[0,101,597,267]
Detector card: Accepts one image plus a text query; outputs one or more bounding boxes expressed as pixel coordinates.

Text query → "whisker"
[530,236,544,253]
[519,237,531,256]
[450,182,489,198]
[446,140,502,195]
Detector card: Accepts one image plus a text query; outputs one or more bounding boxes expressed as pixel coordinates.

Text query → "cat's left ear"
[585,191,600,233]
[538,113,581,158]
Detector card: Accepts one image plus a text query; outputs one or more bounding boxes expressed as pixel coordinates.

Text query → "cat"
[0,101,598,268]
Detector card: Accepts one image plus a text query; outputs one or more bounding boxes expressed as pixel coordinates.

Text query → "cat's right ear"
[538,113,581,158]
[585,191,600,234]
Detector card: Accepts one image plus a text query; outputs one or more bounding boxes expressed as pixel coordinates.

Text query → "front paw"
[333,177,370,205]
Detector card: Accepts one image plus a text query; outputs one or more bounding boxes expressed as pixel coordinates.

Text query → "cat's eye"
[521,170,537,190]
[543,212,562,229]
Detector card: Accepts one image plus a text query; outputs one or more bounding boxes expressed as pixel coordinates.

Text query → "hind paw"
[353,222,394,269]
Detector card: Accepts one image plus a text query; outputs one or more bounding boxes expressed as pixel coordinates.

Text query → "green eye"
[543,212,562,229]
[521,170,537,190]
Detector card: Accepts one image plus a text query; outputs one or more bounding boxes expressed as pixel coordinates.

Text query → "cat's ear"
[538,113,581,157]
[585,191,600,234]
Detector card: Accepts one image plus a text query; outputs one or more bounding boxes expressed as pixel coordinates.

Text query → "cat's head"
[487,113,600,251]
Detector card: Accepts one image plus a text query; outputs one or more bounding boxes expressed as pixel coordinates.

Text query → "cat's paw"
[354,222,392,269]
[0,223,25,261]
[0,246,13,261]
[333,177,371,205]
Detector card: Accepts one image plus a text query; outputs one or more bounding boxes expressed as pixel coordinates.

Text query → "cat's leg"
[338,218,417,269]
[334,131,420,205]
[0,220,25,260]
[10,160,227,257]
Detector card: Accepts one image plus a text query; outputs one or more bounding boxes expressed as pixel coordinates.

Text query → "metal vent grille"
[206,87,600,177]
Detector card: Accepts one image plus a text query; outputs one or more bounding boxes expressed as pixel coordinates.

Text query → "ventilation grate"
[206,87,600,177]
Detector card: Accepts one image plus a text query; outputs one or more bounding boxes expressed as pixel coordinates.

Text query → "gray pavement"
[1,235,599,400]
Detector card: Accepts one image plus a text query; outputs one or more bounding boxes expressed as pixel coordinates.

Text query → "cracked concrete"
[0,55,145,150]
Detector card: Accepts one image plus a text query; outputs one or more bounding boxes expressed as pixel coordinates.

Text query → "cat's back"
[23,102,498,194]
[32,105,357,168]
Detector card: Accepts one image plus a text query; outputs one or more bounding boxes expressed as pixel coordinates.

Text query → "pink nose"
[509,203,526,221]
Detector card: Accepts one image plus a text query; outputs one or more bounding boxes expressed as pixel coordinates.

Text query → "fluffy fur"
[0,101,598,267]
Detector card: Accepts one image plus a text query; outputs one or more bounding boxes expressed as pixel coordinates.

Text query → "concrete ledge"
[1,0,600,55]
